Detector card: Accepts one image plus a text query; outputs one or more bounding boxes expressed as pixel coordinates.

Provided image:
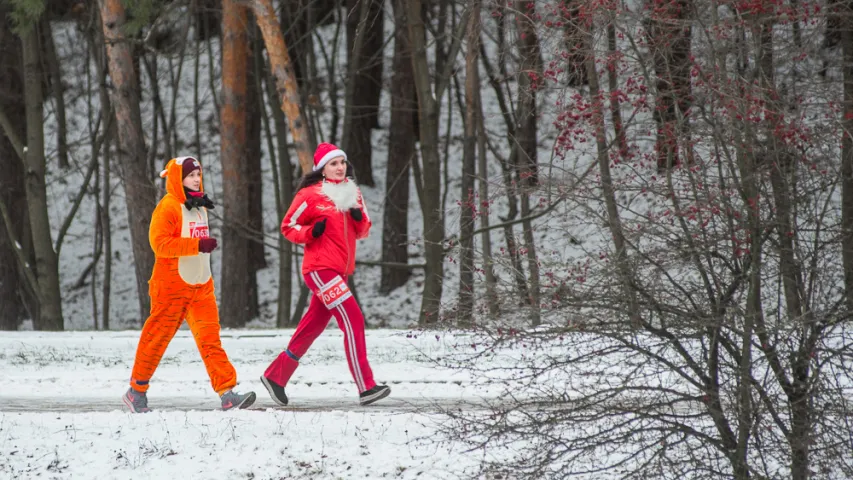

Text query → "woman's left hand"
[349,207,363,222]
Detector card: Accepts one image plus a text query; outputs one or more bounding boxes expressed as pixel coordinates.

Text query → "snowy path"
[0,394,489,413]
[0,329,495,479]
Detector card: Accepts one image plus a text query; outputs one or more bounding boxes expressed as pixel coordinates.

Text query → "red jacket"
[281,179,371,276]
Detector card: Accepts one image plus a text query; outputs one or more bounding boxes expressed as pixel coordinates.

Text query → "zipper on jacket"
[343,210,350,273]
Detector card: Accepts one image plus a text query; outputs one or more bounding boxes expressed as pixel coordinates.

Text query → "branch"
[55,111,111,257]
[340,0,372,150]
[446,197,566,252]
[0,195,42,303]
[435,5,471,101]
[0,104,25,165]
[479,39,515,138]
[356,258,425,270]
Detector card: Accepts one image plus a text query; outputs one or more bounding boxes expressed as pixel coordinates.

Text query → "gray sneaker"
[122,387,151,413]
[220,389,256,410]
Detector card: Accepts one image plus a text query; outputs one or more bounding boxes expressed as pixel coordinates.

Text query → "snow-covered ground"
[0,328,501,479]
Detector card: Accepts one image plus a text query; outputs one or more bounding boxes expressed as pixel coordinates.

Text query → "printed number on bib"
[189,221,209,239]
[319,276,352,309]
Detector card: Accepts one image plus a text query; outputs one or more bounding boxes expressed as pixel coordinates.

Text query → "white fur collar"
[320,179,360,211]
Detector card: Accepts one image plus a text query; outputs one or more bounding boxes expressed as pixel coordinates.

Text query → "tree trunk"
[349,0,383,130]
[584,18,640,327]
[0,188,23,330]
[841,0,853,313]
[193,0,220,41]
[264,55,296,327]
[476,57,499,318]
[251,0,314,174]
[496,151,529,304]
[0,12,26,331]
[562,0,587,87]
[22,23,64,331]
[757,16,811,480]
[407,0,445,325]
[514,1,543,324]
[647,0,692,172]
[40,18,69,170]
[99,0,156,322]
[479,10,528,306]
[381,0,415,294]
[279,0,312,91]
[607,21,629,160]
[220,0,252,327]
[246,20,265,320]
[102,136,113,330]
[458,0,480,325]
[732,126,762,480]
[89,2,115,329]
[342,0,382,187]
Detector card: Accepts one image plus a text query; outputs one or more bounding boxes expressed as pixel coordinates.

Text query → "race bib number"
[189,221,209,239]
[318,276,352,309]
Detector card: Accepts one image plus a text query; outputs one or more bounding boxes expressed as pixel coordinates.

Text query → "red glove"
[198,237,218,253]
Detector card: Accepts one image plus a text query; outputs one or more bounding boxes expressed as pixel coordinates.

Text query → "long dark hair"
[296,162,357,191]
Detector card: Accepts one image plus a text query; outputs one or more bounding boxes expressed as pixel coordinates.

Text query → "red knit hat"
[181,157,202,179]
[313,142,347,172]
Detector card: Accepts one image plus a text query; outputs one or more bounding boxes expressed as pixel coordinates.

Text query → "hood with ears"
[159,156,204,203]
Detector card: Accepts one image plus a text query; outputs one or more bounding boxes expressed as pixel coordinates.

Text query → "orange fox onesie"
[128,157,237,395]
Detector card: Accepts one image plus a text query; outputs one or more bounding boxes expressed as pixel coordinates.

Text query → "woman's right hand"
[311,218,327,238]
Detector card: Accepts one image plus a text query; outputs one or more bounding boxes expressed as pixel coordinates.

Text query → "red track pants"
[264,269,376,393]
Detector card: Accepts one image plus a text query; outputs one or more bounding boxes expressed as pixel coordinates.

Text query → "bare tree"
[474,46,499,318]
[21,19,63,330]
[0,9,27,331]
[279,0,311,90]
[406,0,469,324]
[342,0,383,186]
[478,4,531,308]
[220,0,253,327]
[582,9,640,328]
[647,0,692,171]
[86,2,116,330]
[262,47,297,327]
[513,1,544,324]
[246,21,265,319]
[381,0,416,294]
[457,0,481,324]
[99,0,157,321]
[561,0,587,87]
[434,2,853,478]
[251,0,314,174]
[842,0,853,312]
[40,18,69,170]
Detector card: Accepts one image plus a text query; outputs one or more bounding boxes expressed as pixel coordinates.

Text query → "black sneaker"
[359,385,390,406]
[260,375,288,406]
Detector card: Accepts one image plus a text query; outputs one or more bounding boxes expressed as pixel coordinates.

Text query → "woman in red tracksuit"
[261,142,390,406]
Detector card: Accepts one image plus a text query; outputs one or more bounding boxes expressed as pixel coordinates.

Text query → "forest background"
[1,0,853,477]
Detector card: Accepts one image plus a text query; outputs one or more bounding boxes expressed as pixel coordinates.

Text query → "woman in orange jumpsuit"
[122,156,255,412]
